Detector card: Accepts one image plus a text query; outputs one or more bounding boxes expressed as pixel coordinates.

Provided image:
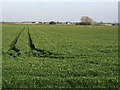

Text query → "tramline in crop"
[7,25,73,59]
[8,27,25,56]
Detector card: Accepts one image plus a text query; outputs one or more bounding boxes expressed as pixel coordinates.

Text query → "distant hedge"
[76,23,80,25]
[76,22,92,25]
[49,21,56,24]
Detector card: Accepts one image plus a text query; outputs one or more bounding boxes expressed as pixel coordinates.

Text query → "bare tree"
[81,16,95,25]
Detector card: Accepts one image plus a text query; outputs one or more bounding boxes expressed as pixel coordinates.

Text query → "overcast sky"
[1,1,118,23]
[0,0,119,2]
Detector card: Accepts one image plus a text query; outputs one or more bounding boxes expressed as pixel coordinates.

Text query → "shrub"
[80,22,92,25]
[76,23,80,25]
[76,22,92,25]
[112,24,115,26]
[49,21,56,24]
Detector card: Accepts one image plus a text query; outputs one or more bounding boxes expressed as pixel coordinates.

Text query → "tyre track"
[27,26,76,59]
[8,27,25,55]
[28,26,53,55]
[7,25,79,59]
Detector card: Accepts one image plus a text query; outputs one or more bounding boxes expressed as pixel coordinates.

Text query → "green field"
[2,23,118,88]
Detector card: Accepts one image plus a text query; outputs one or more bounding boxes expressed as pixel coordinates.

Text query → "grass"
[2,23,118,88]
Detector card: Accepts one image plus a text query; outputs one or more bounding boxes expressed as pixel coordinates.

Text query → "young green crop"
[2,23,118,88]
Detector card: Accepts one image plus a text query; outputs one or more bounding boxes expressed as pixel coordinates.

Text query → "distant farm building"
[32,21,39,24]
[57,22,63,24]
[35,21,39,24]
[23,21,33,24]
[66,22,71,24]
[104,24,113,26]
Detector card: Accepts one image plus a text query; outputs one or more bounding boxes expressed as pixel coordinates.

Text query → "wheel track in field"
[7,25,77,59]
[27,25,76,59]
[8,27,25,55]
[28,26,54,56]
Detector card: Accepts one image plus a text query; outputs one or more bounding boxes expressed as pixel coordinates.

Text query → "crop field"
[2,23,118,88]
